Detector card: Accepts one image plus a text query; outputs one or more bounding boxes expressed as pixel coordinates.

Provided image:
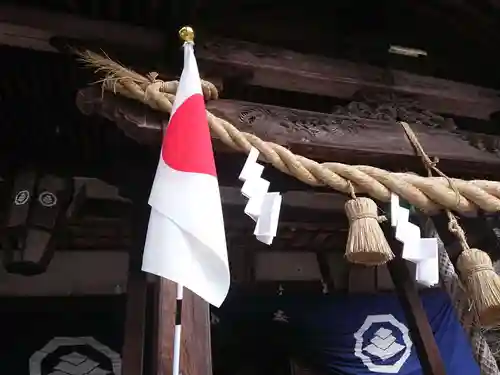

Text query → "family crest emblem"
[354,314,413,373]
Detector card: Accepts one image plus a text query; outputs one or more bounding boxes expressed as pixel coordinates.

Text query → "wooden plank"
[255,252,321,281]
[3,5,500,119]
[348,265,377,293]
[326,252,349,290]
[0,4,163,52]
[208,100,500,177]
[155,279,212,375]
[0,251,128,296]
[198,38,500,119]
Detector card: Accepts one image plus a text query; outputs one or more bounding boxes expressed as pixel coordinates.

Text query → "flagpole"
[172,283,184,375]
[171,26,195,375]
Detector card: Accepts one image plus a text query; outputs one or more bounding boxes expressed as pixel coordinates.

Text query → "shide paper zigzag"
[238,147,282,245]
[391,194,439,287]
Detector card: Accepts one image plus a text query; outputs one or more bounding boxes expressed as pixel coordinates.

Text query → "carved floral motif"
[236,90,500,157]
[332,90,457,130]
[238,105,365,139]
[237,90,460,140]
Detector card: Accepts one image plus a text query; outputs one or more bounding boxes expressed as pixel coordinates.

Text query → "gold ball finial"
[179,26,195,43]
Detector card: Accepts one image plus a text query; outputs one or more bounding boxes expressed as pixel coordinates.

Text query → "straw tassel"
[457,248,500,326]
[344,197,394,266]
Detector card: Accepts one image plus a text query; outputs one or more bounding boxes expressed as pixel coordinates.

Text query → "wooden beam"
[209,100,500,176]
[77,88,500,179]
[0,5,163,53]
[197,38,500,120]
[3,5,500,119]
[155,279,212,375]
[385,227,446,375]
[59,181,348,215]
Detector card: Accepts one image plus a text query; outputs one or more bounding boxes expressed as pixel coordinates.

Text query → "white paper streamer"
[391,194,439,286]
[239,147,282,245]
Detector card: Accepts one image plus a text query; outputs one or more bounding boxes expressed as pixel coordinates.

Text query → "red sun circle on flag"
[161,94,217,177]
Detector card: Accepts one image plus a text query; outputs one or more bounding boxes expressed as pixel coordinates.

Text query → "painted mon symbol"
[354,314,413,374]
[29,337,121,375]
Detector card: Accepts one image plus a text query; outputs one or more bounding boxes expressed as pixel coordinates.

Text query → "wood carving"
[77,87,500,179]
[332,90,457,131]
[460,132,500,156]
[212,99,500,175]
[237,104,366,140]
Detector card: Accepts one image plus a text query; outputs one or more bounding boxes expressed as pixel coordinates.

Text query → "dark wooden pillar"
[384,226,446,375]
[121,192,150,375]
[154,279,213,375]
[116,148,157,375]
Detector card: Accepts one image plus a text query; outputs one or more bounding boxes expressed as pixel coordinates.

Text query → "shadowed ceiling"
[1,0,500,87]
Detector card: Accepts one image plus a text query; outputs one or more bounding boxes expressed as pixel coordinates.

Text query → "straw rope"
[401,119,500,326]
[423,219,500,375]
[78,50,500,215]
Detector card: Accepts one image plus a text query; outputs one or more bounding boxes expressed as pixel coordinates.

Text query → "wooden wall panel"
[376,265,395,291]
[255,252,321,281]
[0,251,128,296]
[348,265,377,293]
[325,252,349,290]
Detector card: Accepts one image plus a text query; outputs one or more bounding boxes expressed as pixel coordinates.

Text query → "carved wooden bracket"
[0,170,78,275]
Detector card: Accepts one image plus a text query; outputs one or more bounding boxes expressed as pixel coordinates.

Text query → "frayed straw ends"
[345,197,394,266]
[457,248,500,327]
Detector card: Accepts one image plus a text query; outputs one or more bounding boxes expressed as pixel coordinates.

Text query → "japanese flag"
[142,42,230,307]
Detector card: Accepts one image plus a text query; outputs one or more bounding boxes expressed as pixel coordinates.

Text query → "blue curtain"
[0,296,124,375]
[212,288,479,375]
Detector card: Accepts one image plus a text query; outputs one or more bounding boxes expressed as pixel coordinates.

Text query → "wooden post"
[153,279,213,375]
[121,193,150,375]
[116,153,157,375]
[384,226,446,375]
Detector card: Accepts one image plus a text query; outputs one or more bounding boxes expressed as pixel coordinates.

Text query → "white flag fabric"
[142,42,230,307]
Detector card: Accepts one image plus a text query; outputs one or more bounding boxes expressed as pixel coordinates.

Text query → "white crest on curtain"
[29,337,121,375]
[354,314,413,373]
